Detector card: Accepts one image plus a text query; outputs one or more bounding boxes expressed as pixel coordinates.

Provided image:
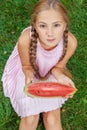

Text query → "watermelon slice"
[24,82,77,98]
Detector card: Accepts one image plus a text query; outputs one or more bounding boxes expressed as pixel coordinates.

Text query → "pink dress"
[2,27,67,118]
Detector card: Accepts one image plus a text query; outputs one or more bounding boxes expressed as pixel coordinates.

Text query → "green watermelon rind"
[24,85,35,98]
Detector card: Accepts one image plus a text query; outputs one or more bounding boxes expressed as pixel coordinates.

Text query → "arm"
[51,32,77,79]
[18,29,34,84]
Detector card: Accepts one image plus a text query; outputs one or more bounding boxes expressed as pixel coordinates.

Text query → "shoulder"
[18,27,31,47]
[68,32,77,48]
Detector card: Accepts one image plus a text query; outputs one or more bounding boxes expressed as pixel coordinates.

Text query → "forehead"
[36,8,64,23]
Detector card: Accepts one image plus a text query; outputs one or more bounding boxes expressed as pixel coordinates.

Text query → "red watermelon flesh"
[24,82,77,97]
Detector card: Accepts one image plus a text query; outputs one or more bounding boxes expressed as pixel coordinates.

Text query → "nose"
[46,27,53,36]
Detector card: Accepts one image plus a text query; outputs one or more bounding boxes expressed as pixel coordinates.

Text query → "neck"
[38,39,58,51]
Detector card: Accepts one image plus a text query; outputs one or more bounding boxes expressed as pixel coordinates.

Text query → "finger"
[26,78,31,85]
[68,82,75,88]
[30,77,33,82]
[69,95,73,98]
[64,94,73,99]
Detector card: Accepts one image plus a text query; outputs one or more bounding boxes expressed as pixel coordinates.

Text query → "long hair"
[29,0,70,80]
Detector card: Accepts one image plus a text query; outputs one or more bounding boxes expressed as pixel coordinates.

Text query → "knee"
[22,114,39,126]
[44,111,61,126]
[46,114,58,125]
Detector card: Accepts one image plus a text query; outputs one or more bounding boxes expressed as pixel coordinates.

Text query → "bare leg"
[19,114,39,130]
[43,108,62,130]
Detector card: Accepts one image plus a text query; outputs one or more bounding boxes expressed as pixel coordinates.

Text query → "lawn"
[0,0,87,130]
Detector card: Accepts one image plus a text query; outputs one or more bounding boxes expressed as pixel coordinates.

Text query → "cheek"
[55,25,66,34]
[55,29,64,39]
[60,25,66,32]
[37,30,46,38]
[58,26,66,34]
[63,24,67,31]
[56,29,64,36]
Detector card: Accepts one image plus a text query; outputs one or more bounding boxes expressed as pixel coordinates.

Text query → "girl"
[2,0,77,130]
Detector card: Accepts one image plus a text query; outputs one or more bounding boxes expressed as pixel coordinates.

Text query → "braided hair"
[29,0,69,80]
[30,25,51,80]
[59,25,69,61]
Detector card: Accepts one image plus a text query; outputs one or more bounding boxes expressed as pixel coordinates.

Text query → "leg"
[19,114,39,130]
[43,108,62,130]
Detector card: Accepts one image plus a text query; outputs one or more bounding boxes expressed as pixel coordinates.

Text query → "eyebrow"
[37,21,63,24]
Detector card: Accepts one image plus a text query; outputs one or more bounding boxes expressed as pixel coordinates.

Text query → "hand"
[25,70,34,85]
[57,74,75,87]
[26,77,33,85]
[57,74,76,98]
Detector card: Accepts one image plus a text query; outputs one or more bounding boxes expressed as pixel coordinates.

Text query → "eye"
[54,23,61,27]
[39,24,46,28]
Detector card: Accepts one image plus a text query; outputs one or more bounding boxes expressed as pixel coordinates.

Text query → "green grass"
[0,0,87,130]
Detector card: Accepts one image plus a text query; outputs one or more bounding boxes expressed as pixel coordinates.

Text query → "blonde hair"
[29,0,70,80]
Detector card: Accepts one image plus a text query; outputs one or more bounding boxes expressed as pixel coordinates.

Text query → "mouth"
[47,39,55,42]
